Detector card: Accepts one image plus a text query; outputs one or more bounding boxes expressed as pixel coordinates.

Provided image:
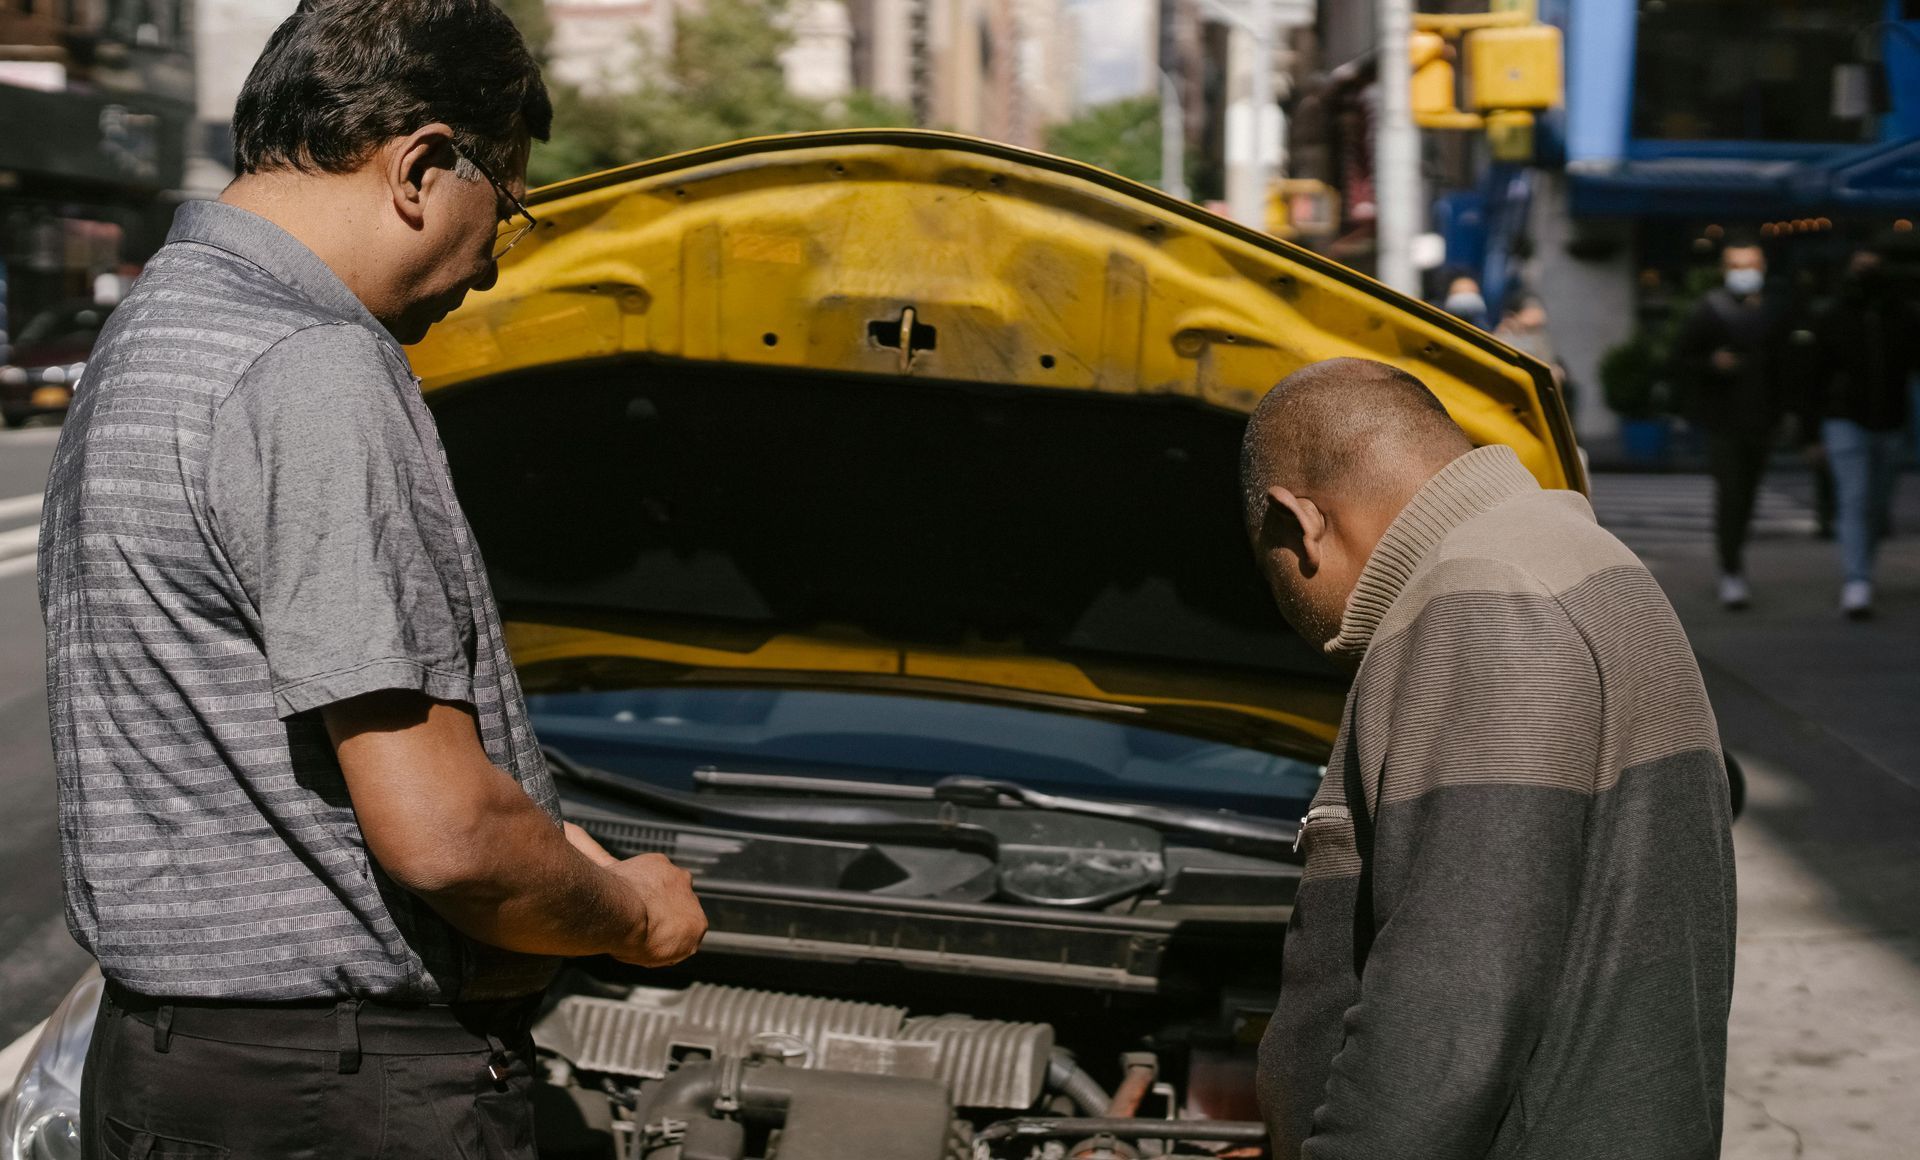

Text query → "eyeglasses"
[455,147,538,261]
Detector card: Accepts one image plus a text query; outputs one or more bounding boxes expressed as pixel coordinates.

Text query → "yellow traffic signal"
[1410,31,1456,119]
[1467,24,1563,111]
[1408,6,1563,139]
[1266,179,1341,240]
[1485,110,1537,161]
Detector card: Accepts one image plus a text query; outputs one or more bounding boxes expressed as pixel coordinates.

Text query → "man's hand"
[607,854,707,966]
[1710,348,1740,374]
[561,822,707,964]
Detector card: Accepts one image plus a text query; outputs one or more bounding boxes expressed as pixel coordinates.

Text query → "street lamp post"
[1159,0,1189,199]
[1375,0,1421,294]
[1160,70,1189,200]
[1243,0,1275,229]
[1195,0,1279,230]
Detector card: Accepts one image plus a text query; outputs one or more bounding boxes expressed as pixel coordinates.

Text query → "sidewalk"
[1592,469,1920,1159]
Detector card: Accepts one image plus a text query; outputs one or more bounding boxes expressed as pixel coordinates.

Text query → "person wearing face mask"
[1441,274,1492,331]
[1802,246,1918,619]
[1670,240,1796,609]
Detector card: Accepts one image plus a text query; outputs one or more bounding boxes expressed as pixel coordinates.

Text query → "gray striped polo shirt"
[39,200,561,1002]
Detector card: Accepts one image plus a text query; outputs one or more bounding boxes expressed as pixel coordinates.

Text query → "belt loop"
[151,1005,174,1054]
[336,999,363,1075]
[483,1026,510,1087]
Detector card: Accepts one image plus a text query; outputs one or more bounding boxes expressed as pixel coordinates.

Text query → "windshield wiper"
[692,767,1300,856]
[544,746,1000,852]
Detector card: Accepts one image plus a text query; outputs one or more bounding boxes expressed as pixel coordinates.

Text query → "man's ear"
[1263,484,1327,576]
[385,122,459,230]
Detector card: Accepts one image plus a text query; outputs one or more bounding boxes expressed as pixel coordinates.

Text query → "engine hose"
[630,1062,723,1134]
[1046,1049,1113,1116]
[1105,1054,1158,1118]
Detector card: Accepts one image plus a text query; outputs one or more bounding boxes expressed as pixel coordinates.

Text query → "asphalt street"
[0,424,1916,1155]
[0,423,92,1052]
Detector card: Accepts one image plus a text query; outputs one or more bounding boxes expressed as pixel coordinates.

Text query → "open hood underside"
[410,131,1580,747]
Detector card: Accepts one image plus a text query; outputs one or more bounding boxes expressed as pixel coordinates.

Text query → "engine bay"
[530,731,1303,1157]
[528,969,1274,1160]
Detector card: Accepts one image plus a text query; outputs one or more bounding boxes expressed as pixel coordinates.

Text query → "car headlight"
[0,970,100,1160]
[0,368,26,387]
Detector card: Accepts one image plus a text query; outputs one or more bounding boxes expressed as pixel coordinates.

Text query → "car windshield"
[525,685,1325,822]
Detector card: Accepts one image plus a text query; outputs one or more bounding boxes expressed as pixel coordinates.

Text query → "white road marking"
[0,426,61,445]
[0,493,42,523]
[0,1019,47,1094]
[1589,476,1820,549]
[0,524,39,561]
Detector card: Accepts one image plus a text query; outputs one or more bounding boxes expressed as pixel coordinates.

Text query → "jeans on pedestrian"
[1823,418,1905,585]
[1707,433,1770,576]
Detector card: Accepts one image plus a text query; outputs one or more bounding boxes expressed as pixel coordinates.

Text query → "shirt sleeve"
[207,322,476,719]
[1302,575,1602,1159]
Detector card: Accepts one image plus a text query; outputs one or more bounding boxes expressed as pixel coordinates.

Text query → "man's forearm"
[327,692,650,960]
[402,775,647,958]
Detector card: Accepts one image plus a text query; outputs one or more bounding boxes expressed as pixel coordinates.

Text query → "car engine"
[526,768,1297,1159]
[528,976,1271,1160]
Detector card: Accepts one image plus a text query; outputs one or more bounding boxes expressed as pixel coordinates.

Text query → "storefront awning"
[1568,137,1920,218]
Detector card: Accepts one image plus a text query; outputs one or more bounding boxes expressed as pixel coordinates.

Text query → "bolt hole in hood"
[398,130,1583,1160]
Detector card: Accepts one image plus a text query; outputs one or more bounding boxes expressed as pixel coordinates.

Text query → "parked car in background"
[0,302,113,428]
[4,130,1586,1160]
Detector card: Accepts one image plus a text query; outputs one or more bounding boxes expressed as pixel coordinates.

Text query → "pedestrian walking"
[1495,294,1575,416]
[1440,273,1491,331]
[1805,246,1917,619]
[1243,359,1736,1159]
[1670,240,1797,609]
[37,3,705,1157]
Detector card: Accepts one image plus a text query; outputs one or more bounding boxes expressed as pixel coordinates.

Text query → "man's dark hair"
[233,0,552,180]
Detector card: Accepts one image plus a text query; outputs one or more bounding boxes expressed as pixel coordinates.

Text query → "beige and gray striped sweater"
[1256,445,1737,1160]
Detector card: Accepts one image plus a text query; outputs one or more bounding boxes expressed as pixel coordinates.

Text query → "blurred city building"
[781,0,854,101]
[847,0,914,105]
[546,0,677,93]
[915,0,1077,145]
[187,0,290,197]
[1243,0,1920,443]
[542,0,1079,147]
[1530,0,1920,441]
[0,0,196,340]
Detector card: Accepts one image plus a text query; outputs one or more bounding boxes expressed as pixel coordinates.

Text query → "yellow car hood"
[410,129,1580,753]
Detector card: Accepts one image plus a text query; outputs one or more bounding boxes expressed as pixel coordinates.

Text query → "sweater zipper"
[1294,804,1352,853]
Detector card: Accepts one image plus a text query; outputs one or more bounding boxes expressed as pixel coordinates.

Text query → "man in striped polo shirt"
[38,2,704,1154]
[1242,359,1735,1158]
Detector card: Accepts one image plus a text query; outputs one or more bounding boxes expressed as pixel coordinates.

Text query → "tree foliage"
[522,0,912,188]
[1043,95,1163,188]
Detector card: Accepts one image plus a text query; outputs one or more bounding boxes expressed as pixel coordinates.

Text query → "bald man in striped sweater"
[1243,359,1735,1160]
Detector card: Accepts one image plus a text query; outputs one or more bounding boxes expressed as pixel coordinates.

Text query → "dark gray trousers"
[80,984,539,1160]
[1707,432,1771,576]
